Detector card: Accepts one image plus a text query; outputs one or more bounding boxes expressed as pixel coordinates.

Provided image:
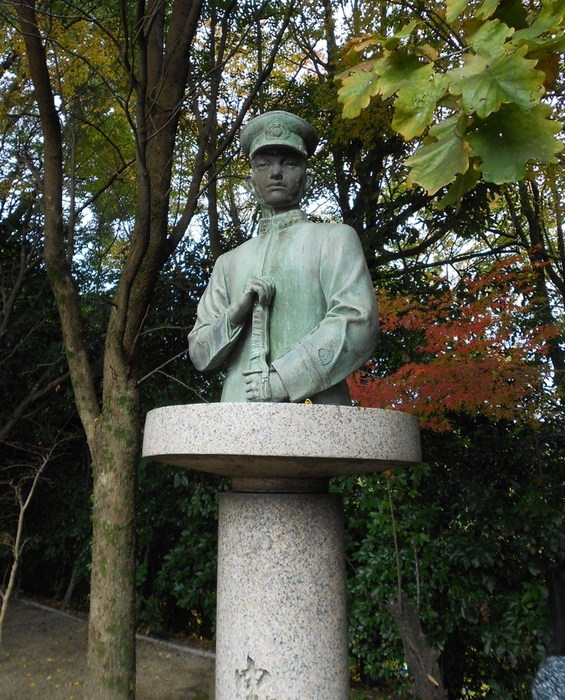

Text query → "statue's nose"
[269,165,283,179]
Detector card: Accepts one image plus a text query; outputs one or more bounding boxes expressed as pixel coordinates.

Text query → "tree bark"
[86,374,139,698]
[15,3,137,695]
[386,591,447,700]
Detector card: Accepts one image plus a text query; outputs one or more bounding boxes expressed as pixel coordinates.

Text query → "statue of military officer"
[188,110,379,405]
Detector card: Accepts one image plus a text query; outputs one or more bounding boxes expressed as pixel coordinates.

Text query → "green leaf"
[438,160,482,209]
[392,73,448,139]
[337,62,379,119]
[378,52,431,100]
[447,0,470,23]
[467,102,564,183]
[493,0,529,30]
[476,0,500,20]
[342,37,380,65]
[529,36,565,54]
[512,0,565,42]
[449,45,545,119]
[406,115,470,194]
[415,43,439,61]
[469,19,514,58]
[395,19,420,39]
[382,19,421,50]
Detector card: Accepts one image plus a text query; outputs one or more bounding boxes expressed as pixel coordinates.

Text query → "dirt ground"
[0,598,215,700]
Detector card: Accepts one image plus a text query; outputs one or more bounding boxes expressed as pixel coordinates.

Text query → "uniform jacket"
[188,209,379,405]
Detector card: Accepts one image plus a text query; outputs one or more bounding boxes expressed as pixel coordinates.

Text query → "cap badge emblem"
[265,119,290,140]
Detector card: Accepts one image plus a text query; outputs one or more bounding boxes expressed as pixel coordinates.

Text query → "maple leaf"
[476,0,502,21]
[438,161,482,209]
[467,103,564,183]
[446,0,471,23]
[347,259,556,431]
[449,45,545,120]
[337,0,564,199]
[469,19,515,58]
[337,62,379,119]
[513,0,565,42]
[376,52,430,100]
[393,73,448,140]
[337,25,424,119]
[405,115,470,194]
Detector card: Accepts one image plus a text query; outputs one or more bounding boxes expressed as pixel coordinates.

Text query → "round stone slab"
[142,403,421,478]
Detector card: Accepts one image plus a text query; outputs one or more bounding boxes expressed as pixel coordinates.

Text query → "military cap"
[241,111,319,160]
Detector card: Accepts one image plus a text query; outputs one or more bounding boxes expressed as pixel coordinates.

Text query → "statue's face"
[247,148,309,213]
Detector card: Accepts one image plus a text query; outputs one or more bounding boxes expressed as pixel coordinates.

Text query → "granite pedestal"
[142,403,421,699]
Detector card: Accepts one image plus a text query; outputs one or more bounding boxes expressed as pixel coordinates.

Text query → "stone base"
[215,491,349,700]
[141,403,421,698]
[142,403,421,478]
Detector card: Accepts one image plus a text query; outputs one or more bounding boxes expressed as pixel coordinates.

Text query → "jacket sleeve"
[188,255,245,371]
[271,225,379,402]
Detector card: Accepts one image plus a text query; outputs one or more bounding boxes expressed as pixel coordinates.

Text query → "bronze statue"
[188,111,378,405]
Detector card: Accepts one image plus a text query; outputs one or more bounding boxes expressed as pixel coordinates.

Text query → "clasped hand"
[244,369,288,402]
[227,276,274,326]
[227,276,288,402]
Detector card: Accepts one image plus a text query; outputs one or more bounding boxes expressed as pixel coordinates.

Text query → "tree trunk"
[386,591,447,700]
[85,375,139,698]
[15,3,137,695]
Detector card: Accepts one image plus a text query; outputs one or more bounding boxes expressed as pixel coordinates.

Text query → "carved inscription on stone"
[235,655,279,700]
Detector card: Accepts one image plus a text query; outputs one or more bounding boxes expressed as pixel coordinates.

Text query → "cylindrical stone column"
[215,491,349,700]
[142,404,421,697]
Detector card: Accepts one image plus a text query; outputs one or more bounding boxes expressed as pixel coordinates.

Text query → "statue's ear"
[245,174,257,196]
[305,171,314,191]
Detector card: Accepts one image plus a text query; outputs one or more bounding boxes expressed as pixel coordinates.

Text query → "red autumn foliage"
[348,258,558,432]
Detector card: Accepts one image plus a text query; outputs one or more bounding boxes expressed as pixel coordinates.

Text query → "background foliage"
[1,0,564,697]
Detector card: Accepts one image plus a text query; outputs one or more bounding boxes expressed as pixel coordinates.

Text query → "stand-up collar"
[258,209,308,236]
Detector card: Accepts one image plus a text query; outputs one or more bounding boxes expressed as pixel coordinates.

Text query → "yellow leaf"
[427,674,440,686]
